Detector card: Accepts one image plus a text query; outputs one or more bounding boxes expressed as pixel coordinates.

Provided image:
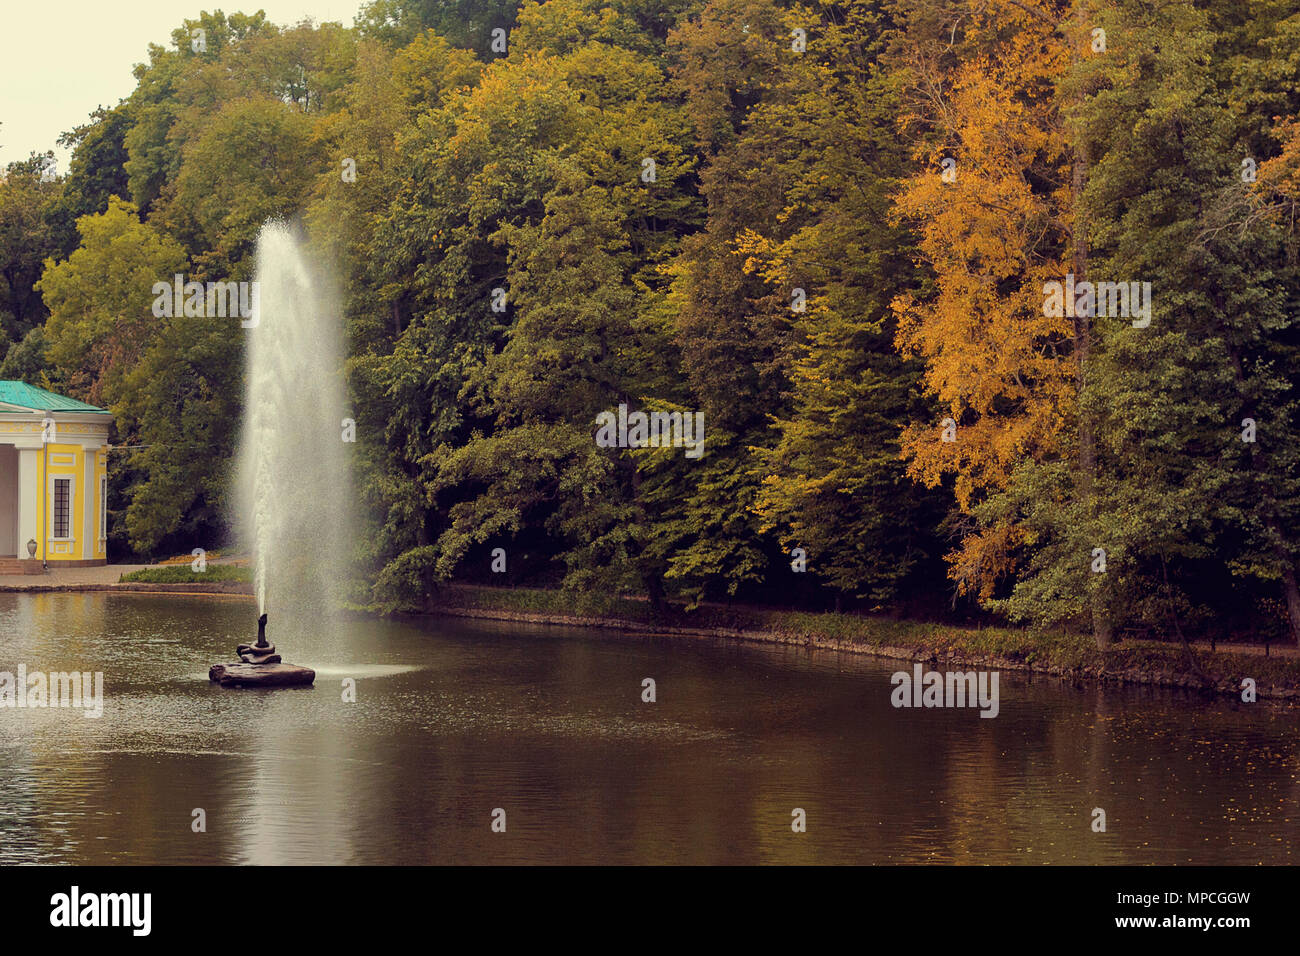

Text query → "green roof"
[0,381,110,414]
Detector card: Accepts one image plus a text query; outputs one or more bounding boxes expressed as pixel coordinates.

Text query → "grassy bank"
[413,584,1300,700]
[119,565,251,585]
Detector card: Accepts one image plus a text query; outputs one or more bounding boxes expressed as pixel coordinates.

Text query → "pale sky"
[0,1,368,173]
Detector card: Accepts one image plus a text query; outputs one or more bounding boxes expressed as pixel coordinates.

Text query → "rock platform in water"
[209,662,315,688]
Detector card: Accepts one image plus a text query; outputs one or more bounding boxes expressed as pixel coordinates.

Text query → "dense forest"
[1,0,1298,647]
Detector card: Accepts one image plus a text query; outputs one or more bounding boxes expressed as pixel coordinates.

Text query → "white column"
[17,447,40,559]
[83,449,96,560]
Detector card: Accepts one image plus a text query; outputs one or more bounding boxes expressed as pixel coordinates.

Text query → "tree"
[743,0,947,606]
[889,0,1117,641]
[36,197,186,408]
[160,99,324,277]
[0,155,65,343]
[356,0,522,56]
[56,105,132,225]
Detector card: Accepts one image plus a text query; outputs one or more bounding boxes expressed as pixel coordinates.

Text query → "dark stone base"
[209,662,316,688]
[237,651,281,664]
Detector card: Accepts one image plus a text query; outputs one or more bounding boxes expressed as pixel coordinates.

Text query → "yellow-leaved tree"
[890,0,1107,639]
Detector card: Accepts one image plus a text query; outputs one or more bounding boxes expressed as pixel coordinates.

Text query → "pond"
[0,591,1293,864]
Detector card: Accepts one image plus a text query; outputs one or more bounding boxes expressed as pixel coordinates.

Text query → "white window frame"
[48,474,74,542]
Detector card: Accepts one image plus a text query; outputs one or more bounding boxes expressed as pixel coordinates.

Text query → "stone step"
[0,559,44,575]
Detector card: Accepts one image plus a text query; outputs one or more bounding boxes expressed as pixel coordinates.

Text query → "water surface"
[0,592,1294,864]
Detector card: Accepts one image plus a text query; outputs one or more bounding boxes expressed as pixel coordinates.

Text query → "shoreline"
[409,585,1300,702]
[0,581,254,597]
[8,577,1298,701]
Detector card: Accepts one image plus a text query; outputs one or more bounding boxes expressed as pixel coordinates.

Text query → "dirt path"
[0,564,150,589]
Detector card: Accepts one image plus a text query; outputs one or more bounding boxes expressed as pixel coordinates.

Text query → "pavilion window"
[52,478,70,539]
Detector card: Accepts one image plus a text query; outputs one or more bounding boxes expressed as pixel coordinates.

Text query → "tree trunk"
[1162,556,1208,684]
[646,574,666,615]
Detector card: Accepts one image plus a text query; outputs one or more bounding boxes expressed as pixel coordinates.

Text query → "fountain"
[209,221,353,688]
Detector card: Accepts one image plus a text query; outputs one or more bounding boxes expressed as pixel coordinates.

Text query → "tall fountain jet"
[210,221,353,688]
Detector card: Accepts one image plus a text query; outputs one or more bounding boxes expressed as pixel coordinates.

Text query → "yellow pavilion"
[0,381,111,572]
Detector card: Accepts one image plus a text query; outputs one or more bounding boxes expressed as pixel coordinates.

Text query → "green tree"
[36,197,186,407]
[0,155,64,343]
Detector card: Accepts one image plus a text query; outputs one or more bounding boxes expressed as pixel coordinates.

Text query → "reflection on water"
[0,592,1295,864]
